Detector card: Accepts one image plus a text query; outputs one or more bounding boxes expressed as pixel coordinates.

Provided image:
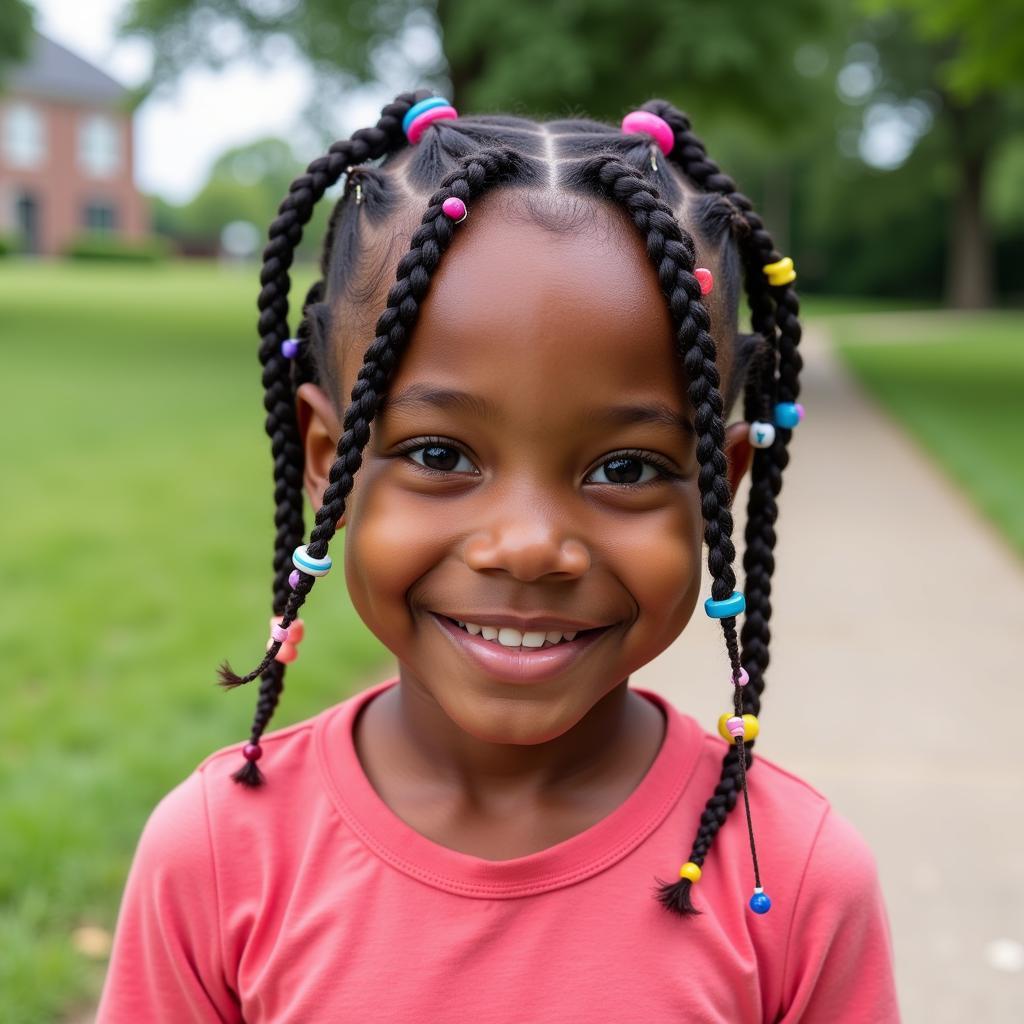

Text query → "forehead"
[341,192,694,420]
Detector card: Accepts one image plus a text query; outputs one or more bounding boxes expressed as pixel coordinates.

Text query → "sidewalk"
[635,325,1024,1022]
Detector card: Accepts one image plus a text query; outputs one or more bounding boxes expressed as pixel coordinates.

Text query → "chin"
[437,687,589,746]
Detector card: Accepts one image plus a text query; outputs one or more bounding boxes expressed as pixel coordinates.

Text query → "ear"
[295,381,346,530]
[723,420,754,502]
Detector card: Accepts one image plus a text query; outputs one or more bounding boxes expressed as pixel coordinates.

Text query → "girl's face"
[299,192,749,746]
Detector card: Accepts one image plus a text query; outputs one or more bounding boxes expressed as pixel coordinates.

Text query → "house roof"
[6,30,127,106]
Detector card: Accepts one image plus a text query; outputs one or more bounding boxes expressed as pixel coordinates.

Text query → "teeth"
[455,620,582,648]
[497,627,523,647]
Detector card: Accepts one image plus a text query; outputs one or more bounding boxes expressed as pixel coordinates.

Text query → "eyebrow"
[381,385,695,436]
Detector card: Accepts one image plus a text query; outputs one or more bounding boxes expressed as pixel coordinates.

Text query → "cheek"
[344,474,447,650]
[614,494,704,653]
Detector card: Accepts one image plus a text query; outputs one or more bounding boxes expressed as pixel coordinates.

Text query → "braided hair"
[217,90,802,919]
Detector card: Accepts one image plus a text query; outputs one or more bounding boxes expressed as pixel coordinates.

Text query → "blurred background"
[1,0,1021,1020]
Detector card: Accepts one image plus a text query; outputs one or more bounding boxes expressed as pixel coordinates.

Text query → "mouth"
[429,613,614,685]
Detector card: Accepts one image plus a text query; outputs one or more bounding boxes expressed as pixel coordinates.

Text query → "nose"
[463,507,592,582]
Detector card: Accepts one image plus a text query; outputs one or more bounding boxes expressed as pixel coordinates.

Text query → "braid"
[639,101,803,912]
[217,92,425,785]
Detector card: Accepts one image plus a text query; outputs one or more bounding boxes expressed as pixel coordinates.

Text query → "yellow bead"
[763,256,797,286]
[679,862,702,883]
[717,713,760,743]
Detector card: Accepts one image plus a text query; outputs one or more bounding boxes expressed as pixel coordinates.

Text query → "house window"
[3,103,45,168]
[83,201,117,232]
[78,114,120,178]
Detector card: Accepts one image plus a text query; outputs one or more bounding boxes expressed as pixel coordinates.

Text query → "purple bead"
[796,403,805,422]
[288,570,301,589]
[243,743,263,762]
[281,338,300,359]
[734,668,750,687]
[442,196,467,222]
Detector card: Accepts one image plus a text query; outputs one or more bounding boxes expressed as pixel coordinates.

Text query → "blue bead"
[704,591,746,619]
[774,402,800,429]
[402,97,451,134]
[749,890,772,914]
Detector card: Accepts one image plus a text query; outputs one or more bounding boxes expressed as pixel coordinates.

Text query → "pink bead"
[274,642,298,664]
[726,716,745,738]
[243,743,262,762]
[442,196,467,222]
[407,104,458,144]
[286,619,305,644]
[796,403,805,422]
[620,111,675,156]
[695,268,714,295]
[270,623,289,643]
[288,570,301,589]
[733,668,750,687]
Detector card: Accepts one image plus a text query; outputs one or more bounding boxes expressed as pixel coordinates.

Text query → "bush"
[0,232,20,257]
[63,233,172,263]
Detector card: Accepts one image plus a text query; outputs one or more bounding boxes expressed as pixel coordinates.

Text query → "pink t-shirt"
[97,679,899,1022]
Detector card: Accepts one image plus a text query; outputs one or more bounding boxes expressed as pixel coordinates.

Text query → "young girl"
[97,93,899,1021]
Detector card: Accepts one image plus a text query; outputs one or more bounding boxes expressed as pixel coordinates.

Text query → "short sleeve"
[96,771,242,1023]
[778,807,900,1022]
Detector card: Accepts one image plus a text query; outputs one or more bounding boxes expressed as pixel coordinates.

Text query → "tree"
[0,0,33,88]
[859,0,1024,307]
[118,0,845,132]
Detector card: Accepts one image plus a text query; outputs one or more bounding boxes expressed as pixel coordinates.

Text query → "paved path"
[635,324,1024,1022]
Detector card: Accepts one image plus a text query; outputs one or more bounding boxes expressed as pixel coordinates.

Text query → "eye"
[586,451,676,487]
[400,438,479,476]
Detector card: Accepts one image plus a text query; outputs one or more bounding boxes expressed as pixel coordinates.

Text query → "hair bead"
[733,667,750,688]
[281,338,300,359]
[773,402,801,430]
[442,196,468,223]
[620,110,675,155]
[242,742,262,762]
[270,622,289,643]
[749,887,772,914]
[679,862,702,883]
[748,421,775,449]
[717,713,759,744]
[292,544,332,577]
[704,591,745,618]
[405,98,458,144]
[401,96,450,134]
[694,267,713,295]
[762,256,796,287]
[288,569,301,589]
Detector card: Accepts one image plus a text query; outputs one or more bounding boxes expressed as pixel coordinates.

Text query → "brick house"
[0,31,147,255]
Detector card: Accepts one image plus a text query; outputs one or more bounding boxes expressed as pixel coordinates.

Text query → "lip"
[430,612,613,685]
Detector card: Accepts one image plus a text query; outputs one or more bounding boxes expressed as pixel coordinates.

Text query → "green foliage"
[0,0,33,86]
[63,233,172,262]
[860,0,1024,100]
[0,231,20,256]
[0,260,391,1021]
[832,311,1024,552]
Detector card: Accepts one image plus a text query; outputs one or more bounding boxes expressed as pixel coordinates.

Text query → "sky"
[32,0,396,202]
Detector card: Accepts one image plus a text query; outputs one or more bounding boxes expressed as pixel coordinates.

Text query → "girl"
[97,93,899,1021]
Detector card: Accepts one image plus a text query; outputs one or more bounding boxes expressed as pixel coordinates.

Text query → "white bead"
[748,421,776,449]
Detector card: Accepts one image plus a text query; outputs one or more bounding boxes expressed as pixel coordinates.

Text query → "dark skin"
[297,193,753,859]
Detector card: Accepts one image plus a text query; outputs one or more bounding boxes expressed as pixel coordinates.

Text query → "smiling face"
[299,190,747,747]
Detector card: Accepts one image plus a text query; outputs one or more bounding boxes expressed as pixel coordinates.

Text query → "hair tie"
[403,96,458,144]
[620,110,675,156]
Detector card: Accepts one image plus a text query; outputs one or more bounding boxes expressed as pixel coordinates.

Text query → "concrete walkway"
[635,325,1024,1022]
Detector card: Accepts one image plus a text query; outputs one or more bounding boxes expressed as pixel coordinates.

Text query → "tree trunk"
[946,149,993,308]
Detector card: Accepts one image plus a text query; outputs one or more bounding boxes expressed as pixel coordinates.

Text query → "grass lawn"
[824,309,1024,557]
[0,260,392,1023]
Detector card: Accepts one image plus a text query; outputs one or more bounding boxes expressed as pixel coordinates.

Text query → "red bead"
[243,743,262,762]
[695,268,714,295]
